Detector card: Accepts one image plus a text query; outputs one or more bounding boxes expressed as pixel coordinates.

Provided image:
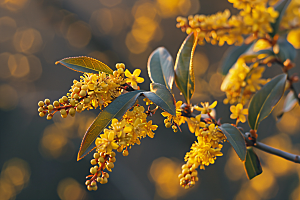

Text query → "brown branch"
[243,132,300,163]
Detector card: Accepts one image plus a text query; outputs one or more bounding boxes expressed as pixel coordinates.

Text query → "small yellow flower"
[230,103,248,123]
[187,114,206,135]
[125,69,144,90]
[95,129,119,153]
[194,101,217,114]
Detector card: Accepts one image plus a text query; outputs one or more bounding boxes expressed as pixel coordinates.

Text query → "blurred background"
[1,0,300,199]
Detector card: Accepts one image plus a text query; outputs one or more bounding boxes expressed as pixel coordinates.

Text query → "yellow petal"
[239,115,246,123]
[209,101,217,109]
[125,69,132,78]
[199,122,206,127]
[195,114,201,122]
[236,103,243,111]
[194,106,204,112]
[230,105,236,113]
[111,142,119,149]
[136,77,144,83]
[108,131,115,141]
[242,109,248,115]
[230,113,237,119]
[133,69,141,77]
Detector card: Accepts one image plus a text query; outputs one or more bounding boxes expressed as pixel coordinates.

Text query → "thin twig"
[243,133,300,163]
[254,142,300,163]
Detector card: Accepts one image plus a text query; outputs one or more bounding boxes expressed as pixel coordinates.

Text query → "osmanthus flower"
[187,114,206,135]
[125,69,144,90]
[194,101,217,114]
[144,120,158,138]
[230,103,248,123]
[95,129,119,153]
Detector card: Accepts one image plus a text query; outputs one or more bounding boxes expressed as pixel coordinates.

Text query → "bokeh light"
[0,158,30,200]
[57,178,86,200]
[149,157,188,199]
[0,84,18,110]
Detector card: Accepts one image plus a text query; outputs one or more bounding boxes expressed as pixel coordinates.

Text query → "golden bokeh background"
[1,0,300,199]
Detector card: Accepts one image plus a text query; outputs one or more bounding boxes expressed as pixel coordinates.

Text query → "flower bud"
[47,114,53,120]
[70,99,75,107]
[91,180,96,186]
[122,150,129,156]
[90,159,97,165]
[79,90,86,97]
[48,105,53,110]
[93,153,100,159]
[76,82,82,88]
[44,99,50,105]
[73,87,80,93]
[85,180,91,185]
[62,96,68,102]
[53,101,60,107]
[107,162,114,169]
[69,108,76,117]
[38,101,44,107]
[39,112,45,117]
[60,109,66,115]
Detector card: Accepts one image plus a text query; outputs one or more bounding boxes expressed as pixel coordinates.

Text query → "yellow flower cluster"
[38,63,145,120]
[281,0,300,29]
[178,101,226,189]
[86,104,158,190]
[176,0,279,45]
[180,117,226,189]
[162,101,187,132]
[95,105,158,153]
[221,58,268,105]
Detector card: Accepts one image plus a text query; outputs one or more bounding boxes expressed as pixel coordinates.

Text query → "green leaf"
[55,56,113,74]
[248,74,287,130]
[277,39,297,62]
[270,0,291,38]
[220,42,253,75]
[77,90,142,160]
[219,124,247,161]
[244,147,263,179]
[147,47,174,90]
[143,83,176,116]
[174,32,197,104]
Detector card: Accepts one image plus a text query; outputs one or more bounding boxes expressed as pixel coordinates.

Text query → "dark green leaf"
[248,74,287,130]
[56,56,113,74]
[244,147,263,179]
[147,47,174,90]
[143,83,176,116]
[219,124,246,161]
[270,0,291,38]
[277,39,297,62]
[174,32,197,104]
[220,42,253,75]
[77,91,142,160]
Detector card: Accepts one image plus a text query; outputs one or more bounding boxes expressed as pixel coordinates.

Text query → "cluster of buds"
[85,151,116,191]
[178,162,199,189]
[37,63,130,120]
[37,96,83,120]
